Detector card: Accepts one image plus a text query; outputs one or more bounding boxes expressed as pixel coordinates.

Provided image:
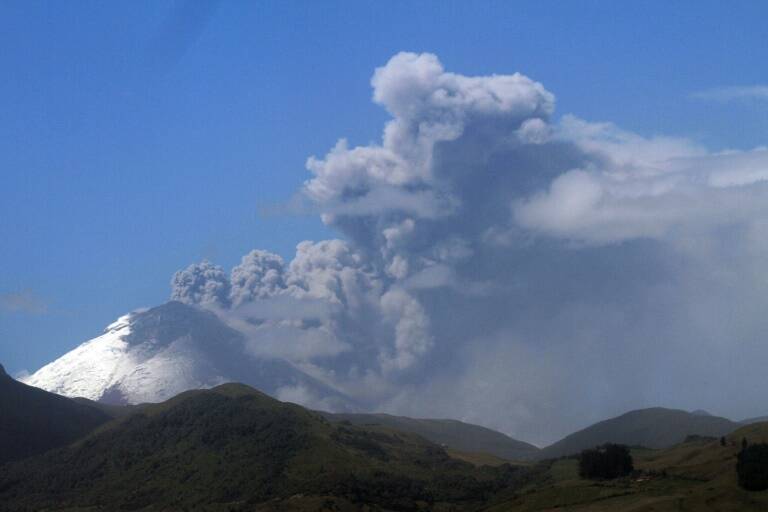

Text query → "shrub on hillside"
[737,443,768,491]
[579,443,633,480]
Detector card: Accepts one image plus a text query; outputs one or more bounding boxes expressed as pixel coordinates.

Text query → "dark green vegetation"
[0,363,110,465]
[737,443,768,491]
[324,412,540,461]
[539,407,739,459]
[0,384,529,511]
[578,443,633,480]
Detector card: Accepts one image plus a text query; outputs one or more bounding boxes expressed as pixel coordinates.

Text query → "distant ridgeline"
[538,407,740,459]
[322,412,541,461]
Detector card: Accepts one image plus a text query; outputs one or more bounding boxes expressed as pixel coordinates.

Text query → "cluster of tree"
[578,443,634,480]
[737,441,768,491]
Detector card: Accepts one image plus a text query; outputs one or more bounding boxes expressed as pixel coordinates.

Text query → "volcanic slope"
[21,301,354,409]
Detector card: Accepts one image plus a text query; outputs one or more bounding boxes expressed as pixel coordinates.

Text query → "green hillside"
[4,367,767,511]
[0,363,111,465]
[324,412,540,461]
[484,422,768,511]
[0,383,528,511]
[539,407,739,459]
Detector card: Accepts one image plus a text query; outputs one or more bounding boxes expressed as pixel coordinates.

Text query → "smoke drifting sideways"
[171,52,768,445]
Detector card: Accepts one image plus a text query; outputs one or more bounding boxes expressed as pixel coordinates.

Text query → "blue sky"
[2,0,767,377]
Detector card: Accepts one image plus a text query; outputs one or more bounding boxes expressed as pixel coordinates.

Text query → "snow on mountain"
[22,301,356,409]
[22,313,134,401]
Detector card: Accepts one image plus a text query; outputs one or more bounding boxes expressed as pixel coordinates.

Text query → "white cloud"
[514,119,768,244]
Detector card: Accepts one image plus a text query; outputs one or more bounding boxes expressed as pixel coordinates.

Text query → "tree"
[720,436,727,447]
[579,444,634,480]
[737,443,768,491]
[742,437,749,451]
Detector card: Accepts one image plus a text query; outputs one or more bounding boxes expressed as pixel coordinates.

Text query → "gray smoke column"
[171,52,768,445]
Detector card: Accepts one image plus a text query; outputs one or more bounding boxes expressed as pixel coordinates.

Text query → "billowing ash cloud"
[171,260,231,308]
[230,250,286,306]
[170,52,768,445]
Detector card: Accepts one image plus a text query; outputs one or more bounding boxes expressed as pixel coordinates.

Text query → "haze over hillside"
[324,412,540,461]
[14,355,765,468]
[539,408,740,459]
[19,298,768,453]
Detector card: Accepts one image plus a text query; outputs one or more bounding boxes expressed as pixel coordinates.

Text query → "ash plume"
[171,52,768,445]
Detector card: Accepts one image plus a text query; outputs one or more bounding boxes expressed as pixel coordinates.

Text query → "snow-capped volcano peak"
[22,301,355,409]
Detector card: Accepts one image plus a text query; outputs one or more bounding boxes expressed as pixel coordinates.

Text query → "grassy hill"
[483,422,768,511]
[538,407,739,459]
[0,363,111,465]
[324,412,540,461]
[0,383,530,511]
